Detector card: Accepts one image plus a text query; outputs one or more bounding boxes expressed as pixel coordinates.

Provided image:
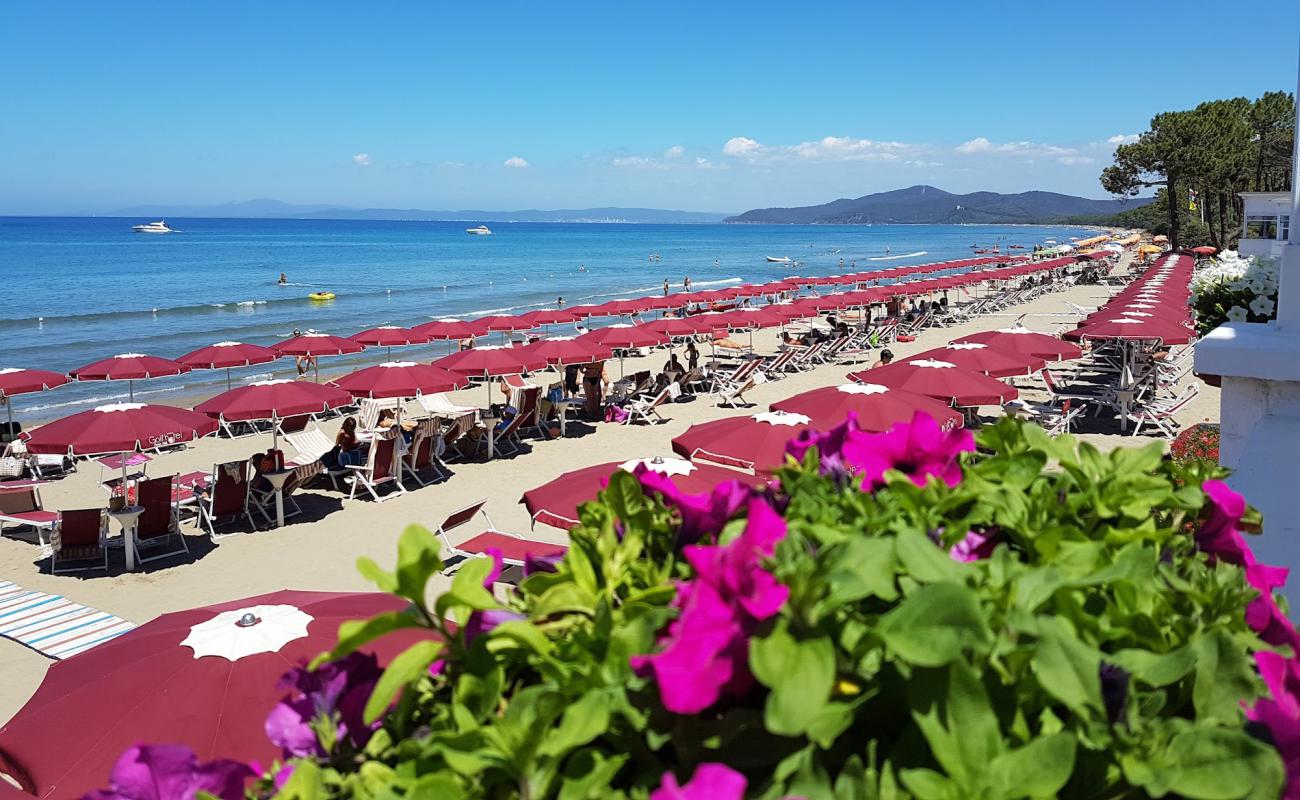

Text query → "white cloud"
[955,137,992,154]
[352,153,372,166]
[503,156,530,169]
[723,136,763,157]
[1108,134,1140,145]
[612,156,658,169]
[664,145,685,159]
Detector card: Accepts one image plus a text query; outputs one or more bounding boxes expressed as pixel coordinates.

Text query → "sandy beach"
[0,269,1219,723]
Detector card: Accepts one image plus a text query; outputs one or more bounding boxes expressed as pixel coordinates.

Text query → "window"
[1282,215,1291,241]
[1244,215,1279,240]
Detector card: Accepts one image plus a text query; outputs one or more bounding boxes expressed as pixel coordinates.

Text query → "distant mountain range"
[95,199,729,224]
[725,185,1151,225]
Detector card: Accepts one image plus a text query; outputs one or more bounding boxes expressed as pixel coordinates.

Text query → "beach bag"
[0,456,24,479]
[897,334,917,343]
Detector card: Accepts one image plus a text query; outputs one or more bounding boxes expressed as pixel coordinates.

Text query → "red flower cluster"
[1170,423,1220,465]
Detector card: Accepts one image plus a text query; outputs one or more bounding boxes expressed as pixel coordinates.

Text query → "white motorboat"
[765,256,792,263]
[132,220,174,234]
[466,225,493,236]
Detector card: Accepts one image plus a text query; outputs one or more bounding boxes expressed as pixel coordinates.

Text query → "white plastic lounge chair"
[434,500,565,578]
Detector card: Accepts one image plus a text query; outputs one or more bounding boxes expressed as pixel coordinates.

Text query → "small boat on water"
[308,291,336,301]
[132,220,174,234]
[765,256,792,264]
[466,225,492,236]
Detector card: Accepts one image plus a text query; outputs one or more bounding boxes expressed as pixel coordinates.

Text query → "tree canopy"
[1101,94,1294,249]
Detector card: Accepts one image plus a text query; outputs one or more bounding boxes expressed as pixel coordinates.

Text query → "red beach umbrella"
[69,354,190,402]
[951,328,1083,362]
[515,309,582,327]
[579,325,669,350]
[178,342,282,391]
[349,326,431,348]
[330,361,469,399]
[432,346,547,378]
[521,457,766,530]
[0,590,429,800]
[1062,316,1194,345]
[272,332,365,357]
[771,383,963,432]
[670,410,811,473]
[194,379,354,422]
[0,368,71,399]
[643,317,726,337]
[849,360,1018,406]
[518,338,613,367]
[23,403,218,456]
[476,315,537,333]
[410,319,488,341]
[0,368,71,434]
[902,343,1046,378]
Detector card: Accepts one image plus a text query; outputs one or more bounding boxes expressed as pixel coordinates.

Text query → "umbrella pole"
[226,368,233,392]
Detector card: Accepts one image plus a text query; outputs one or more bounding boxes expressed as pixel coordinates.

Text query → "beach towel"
[0,580,136,660]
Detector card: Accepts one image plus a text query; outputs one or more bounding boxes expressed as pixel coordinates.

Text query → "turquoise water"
[0,217,1093,418]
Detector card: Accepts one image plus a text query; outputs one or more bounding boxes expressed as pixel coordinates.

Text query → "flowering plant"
[1191,250,1279,334]
[1171,422,1221,465]
[92,414,1297,799]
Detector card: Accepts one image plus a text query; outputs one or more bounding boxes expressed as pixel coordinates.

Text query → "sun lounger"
[625,383,680,425]
[418,393,479,418]
[346,429,404,502]
[760,348,799,378]
[0,484,59,551]
[1004,399,1086,436]
[358,397,402,432]
[284,424,349,489]
[1126,384,1199,439]
[133,476,189,565]
[50,508,109,575]
[434,500,565,578]
[402,418,444,487]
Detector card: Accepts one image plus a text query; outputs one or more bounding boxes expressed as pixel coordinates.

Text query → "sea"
[0,217,1096,421]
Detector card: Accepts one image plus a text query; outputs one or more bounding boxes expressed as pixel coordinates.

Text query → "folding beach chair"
[358,398,402,432]
[1004,399,1087,437]
[284,425,349,489]
[434,499,566,578]
[346,429,404,502]
[133,475,189,565]
[1126,385,1199,439]
[0,484,59,550]
[760,348,799,378]
[624,383,680,425]
[440,411,478,463]
[402,418,444,487]
[196,460,260,539]
[50,508,109,575]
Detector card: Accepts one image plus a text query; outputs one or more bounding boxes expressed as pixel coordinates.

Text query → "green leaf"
[825,536,898,604]
[1194,629,1258,723]
[751,624,836,736]
[327,607,427,662]
[1030,617,1102,717]
[436,556,501,617]
[539,689,611,758]
[1129,726,1285,800]
[393,524,445,603]
[1113,645,1198,687]
[532,581,598,618]
[899,768,954,800]
[895,530,964,584]
[878,582,992,667]
[988,732,1077,798]
[558,751,629,800]
[271,759,326,799]
[364,640,443,724]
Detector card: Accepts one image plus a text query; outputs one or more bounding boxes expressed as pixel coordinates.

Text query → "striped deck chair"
[133,476,189,565]
[0,484,59,551]
[50,508,109,574]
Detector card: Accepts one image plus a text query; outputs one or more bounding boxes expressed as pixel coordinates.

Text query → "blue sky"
[2,1,1296,214]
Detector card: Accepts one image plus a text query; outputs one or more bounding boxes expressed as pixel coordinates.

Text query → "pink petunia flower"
[83,744,253,800]
[636,466,754,545]
[1196,479,1255,566]
[785,414,859,478]
[1247,652,1300,799]
[949,530,998,563]
[650,763,748,800]
[1244,563,1300,651]
[632,498,789,714]
[839,412,975,490]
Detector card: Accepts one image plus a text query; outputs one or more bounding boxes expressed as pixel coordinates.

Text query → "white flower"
[1226,306,1249,322]
[1249,295,1276,317]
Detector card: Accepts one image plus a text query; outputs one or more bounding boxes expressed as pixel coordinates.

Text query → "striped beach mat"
[0,580,136,660]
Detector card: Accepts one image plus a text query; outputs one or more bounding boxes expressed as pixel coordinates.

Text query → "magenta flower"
[523,551,563,576]
[1247,652,1300,799]
[636,465,753,545]
[839,412,974,490]
[1196,479,1255,566]
[949,530,998,563]
[1244,563,1300,650]
[650,763,747,800]
[83,744,253,800]
[463,547,526,644]
[631,498,789,714]
[264,652,383,758]
[786,414,858,477]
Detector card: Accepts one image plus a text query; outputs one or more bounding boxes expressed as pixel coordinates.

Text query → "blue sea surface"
[0,217,1094,419]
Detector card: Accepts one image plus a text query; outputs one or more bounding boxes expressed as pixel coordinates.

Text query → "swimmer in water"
[557,296,565,307]
[278,272,287,284]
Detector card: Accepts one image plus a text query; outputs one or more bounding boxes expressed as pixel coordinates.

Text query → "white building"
[1238,191,1293,259]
